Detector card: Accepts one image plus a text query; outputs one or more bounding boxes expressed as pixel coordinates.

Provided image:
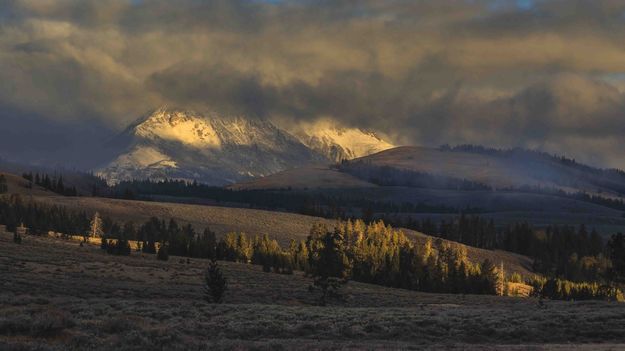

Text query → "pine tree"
[496,262,506,296]
[122,221,136,241]
[204,259,227,303]
[0,175,7,194]
[608,233,625,283]
[480,259,498,294]
[308,228,351,305]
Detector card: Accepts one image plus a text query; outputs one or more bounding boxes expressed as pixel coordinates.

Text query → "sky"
[1,0,625,169]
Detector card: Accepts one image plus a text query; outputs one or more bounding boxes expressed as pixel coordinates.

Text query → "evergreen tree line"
[0,195,91,235]
[22,172,78,196]
[528,276,623,301]
[110,175,625,214]
[3,195,622,301]
[107,178,466,218]
[494,185,625,212]
[386,214,608,283]
[304,220,506,295]
[336,161,492,191]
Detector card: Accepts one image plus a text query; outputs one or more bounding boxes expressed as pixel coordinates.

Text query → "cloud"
[1,0,625,168]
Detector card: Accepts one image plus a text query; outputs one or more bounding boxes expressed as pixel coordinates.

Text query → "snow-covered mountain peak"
[134,107,222,148]
[97,109,395,185]
[286,118,394,162]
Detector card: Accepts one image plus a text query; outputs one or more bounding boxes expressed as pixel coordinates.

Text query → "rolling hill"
[228,146,625,234]
[228,166,376,190]
[348,146,625,199]
[236,146,625,198]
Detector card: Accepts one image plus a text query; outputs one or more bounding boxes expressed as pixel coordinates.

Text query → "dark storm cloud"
[2,0,625,168]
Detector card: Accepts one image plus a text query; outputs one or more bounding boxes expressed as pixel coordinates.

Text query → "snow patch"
[135,109,221,148]
[288,118,394,161]
[111,146,177,169]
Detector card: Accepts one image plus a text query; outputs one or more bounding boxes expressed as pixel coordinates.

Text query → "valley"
[4,2,625,349]
[3,113,625,351]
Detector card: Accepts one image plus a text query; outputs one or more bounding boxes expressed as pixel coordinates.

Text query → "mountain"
[96,108,393,185]
[229,145,625,234]
[286,119,394,162]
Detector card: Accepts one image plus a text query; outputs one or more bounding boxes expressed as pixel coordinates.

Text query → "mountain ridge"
[96,107,394,185]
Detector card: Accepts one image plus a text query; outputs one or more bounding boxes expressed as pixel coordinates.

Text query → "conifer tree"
[308,228,351,305]
[0,175,7,194]
[480,259,498,294]
[496,262,506,296]
[608,233,625,283]
[204,259,227,303]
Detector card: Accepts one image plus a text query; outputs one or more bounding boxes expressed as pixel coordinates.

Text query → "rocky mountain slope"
[286,119,394,162]
[96,108,393,185]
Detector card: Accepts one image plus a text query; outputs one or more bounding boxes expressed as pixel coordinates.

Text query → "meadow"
[1,231,625,350]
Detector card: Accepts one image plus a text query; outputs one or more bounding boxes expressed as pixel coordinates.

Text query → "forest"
[2,194,624,302]
[105,178,468,217]
[22,172,78,197]
[383,214,608,283]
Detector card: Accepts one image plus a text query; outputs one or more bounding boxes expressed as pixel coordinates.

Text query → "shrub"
[157,245,169,261]
[30,310,74,336]
[101,316,138,334]
[509,272,523,283]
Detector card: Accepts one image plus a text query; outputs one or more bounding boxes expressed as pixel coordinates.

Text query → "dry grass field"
[1,232,625,350]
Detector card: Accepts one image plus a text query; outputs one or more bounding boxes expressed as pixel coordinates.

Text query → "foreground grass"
[1,233,624,350]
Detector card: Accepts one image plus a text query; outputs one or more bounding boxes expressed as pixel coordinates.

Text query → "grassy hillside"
[0,172,51,196]
[225,147,625,235]
[231,146,625,200]
[1,231,624,349]
[29,195,533,276]
[356,146,625,199]
[229,165,376,190]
